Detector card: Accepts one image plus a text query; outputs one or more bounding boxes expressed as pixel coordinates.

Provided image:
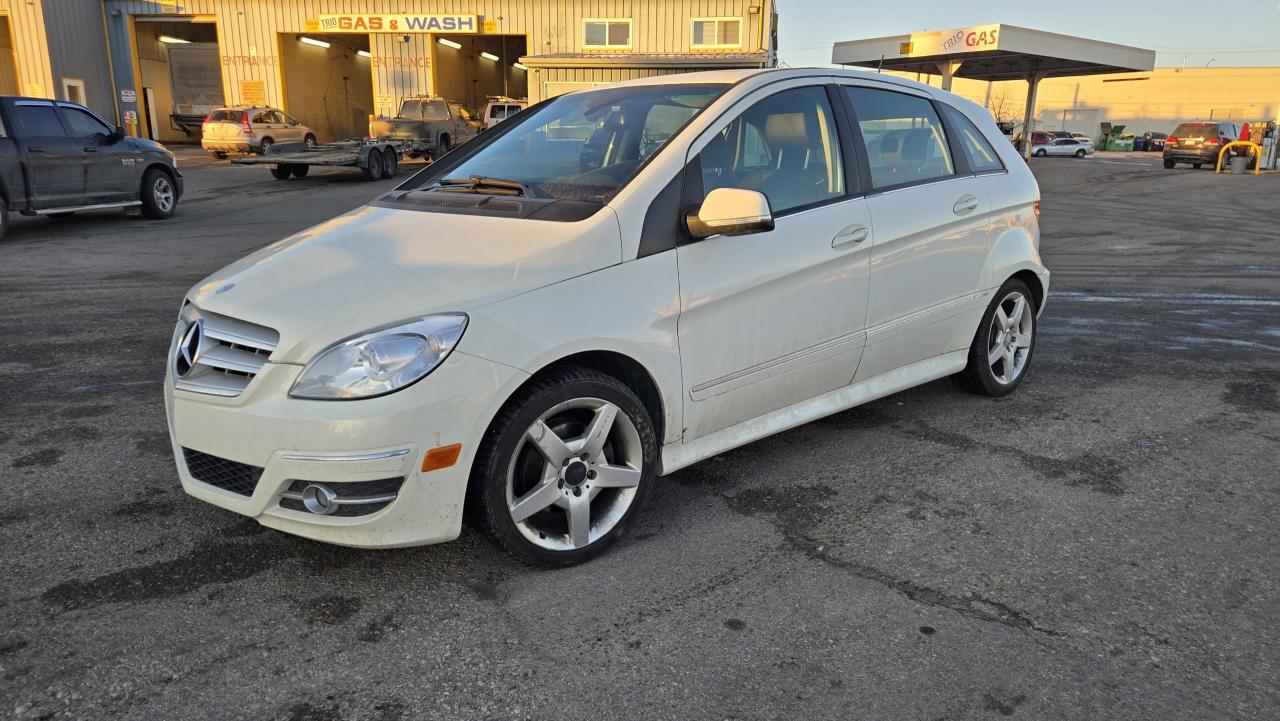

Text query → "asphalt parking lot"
[2,150,1277,720]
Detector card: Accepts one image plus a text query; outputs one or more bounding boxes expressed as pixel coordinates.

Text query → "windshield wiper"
[429,175,531,196]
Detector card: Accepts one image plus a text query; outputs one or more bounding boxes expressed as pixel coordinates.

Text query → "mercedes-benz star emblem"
[174,319,204,378]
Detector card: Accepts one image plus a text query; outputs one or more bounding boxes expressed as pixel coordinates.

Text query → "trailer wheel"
[0,196,8,241]
[382,149,397,178]
[270,166,292,180]
[362,149,385,181]
[291,164,310,178]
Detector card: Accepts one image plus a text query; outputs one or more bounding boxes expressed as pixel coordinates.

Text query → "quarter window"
[844,87,954,190]
[61,107,113,138]
[584,19,631,48]
[697,86,845,214]
[939,104,1004,173]
[692,18,742,48]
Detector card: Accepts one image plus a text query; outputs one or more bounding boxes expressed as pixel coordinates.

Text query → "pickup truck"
[0,96,182,240]
[368,96,480,159]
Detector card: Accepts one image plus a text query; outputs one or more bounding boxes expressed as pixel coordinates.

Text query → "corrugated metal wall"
[41,0,116,118]
[0,0,55,99]
[103,1,770,132]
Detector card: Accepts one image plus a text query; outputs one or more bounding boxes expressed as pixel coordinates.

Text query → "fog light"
[302,483,338,515]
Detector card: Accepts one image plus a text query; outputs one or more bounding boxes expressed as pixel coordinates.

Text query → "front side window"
[697,86,844,214]
[939,104,1003,173]
[451,104,474,121]
[692,18,742,48]
[61,107,113,138]
[12,105,67,138]
[413,84,725,203]
[845,86,954,191]
[584,19,631,48]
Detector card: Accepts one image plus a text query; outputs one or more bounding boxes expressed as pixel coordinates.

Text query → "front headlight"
[289,314,467,400]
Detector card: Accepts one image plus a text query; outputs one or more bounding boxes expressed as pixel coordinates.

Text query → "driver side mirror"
[112,126,126,142]
[686,187,775,239]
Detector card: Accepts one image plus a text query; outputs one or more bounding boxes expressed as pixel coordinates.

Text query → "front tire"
[304,134,317,150]
[382,149,397,178]
[140,168,177,219]
[362,149,385,181]
[291,164,310,178]
[952,279,1037,397]
[470,367,658,567]
[1074,149,1086,158]
[0,196,8,240]
[270,165,292,180]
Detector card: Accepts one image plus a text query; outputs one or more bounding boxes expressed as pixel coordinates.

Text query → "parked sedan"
[202,106,316,158]
[166,69,1047,566]
[1034,138,1093,158]
[1140,131,1168,151]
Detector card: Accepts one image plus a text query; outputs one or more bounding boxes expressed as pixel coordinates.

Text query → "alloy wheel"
[505,397,643,551]
[153,177,175,213]
[988,291,1033,385]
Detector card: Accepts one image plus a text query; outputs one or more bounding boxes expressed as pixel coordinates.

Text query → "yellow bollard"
[1215,141,1262,175]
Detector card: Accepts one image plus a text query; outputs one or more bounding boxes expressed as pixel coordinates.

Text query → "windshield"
[432,84,726,202]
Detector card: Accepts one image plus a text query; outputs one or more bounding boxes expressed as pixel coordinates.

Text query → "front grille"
[172,304,279,398]
[279,477,404,517]
[182,448,264,497]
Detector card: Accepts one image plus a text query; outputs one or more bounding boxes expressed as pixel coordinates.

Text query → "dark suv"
[1163,121,1239,169]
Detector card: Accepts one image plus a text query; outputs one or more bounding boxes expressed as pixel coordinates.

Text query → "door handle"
[83,146,97,152]
[28,146,45,153]
[953,194,979,215]
[832,224,869,248]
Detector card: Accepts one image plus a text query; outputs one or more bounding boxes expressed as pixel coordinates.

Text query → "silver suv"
[201,106,316,158]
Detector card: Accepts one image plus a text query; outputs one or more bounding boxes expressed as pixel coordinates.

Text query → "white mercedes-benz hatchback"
[166,68,1047,566]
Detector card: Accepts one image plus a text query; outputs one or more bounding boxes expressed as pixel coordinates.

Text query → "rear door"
[449,102,477,144]
[59,103,138,202]
[837,83,994,381]
[10,100,85,209]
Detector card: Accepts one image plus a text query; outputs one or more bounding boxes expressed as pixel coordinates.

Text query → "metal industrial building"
[2,1,776,142]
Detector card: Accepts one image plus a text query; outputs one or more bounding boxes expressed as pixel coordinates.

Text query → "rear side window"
[208,109,242,122]
[697,85,844,214]
[844,87,954,190]
[12,105,68,137]
[939,104,1004,173]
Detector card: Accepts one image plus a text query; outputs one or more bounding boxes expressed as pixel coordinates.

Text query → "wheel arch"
[1010,269,1045,312]
[140,162,177,194]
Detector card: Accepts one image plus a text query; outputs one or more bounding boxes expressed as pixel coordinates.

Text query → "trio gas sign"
[906,24,1002,56]
[317,14,479,33]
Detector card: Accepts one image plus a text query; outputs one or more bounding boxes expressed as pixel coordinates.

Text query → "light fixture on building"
[512,62,528,71]
[479,51,499,62]
[357,50,372,58]
[159,35,191,44]
[437,38,462,49]
[299,36,331,49]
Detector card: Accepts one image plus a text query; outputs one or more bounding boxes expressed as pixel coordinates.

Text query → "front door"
[677,83,872,441]
[10,100,85,209]
[835,83,994,382]
[58,103,138,202]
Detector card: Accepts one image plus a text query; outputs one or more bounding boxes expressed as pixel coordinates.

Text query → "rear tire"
[257,137,274,156]
[1074,149,1086,158]
[382,149,397,178]
[470,367,658,568]
[140,168,178,220]
[1034,149,1046,157]
[362,149,385,181]
[270,166,292,180]
[1192,162,1202,169]
[212,151,227,160]
[952,278,1037,397]
[290,164,309,178]
[1163,158,1176,169]
[0,197,8,240]
[304,134,317,150]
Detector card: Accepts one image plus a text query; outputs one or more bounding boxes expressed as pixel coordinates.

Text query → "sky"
[776,0,1280,69]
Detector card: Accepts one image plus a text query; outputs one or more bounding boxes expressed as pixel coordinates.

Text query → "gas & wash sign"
[318,14,478,33]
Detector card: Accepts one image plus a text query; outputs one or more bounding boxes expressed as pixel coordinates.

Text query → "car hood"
[187,203,622,364]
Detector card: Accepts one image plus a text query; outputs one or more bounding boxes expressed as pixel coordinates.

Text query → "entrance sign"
[318,14,479,33]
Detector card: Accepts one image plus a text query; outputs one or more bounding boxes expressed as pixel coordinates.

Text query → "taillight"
[1166,137,1177,146]
[1204,137,1220,145]
[241,111,252,133]
[202,113,210,124]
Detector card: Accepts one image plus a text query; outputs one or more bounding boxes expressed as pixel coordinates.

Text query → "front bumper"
[165,346,526,548]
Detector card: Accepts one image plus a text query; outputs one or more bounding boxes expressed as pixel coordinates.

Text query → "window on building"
[692,18,742,48]
[939,104,1004,174]
[844,86,954,190]
[583,19,631,48]
[697,86,844,214]
[61,78,87,106]
[61,107,112,138]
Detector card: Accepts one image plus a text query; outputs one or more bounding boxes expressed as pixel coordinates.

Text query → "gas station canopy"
[831,24,1156,158]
